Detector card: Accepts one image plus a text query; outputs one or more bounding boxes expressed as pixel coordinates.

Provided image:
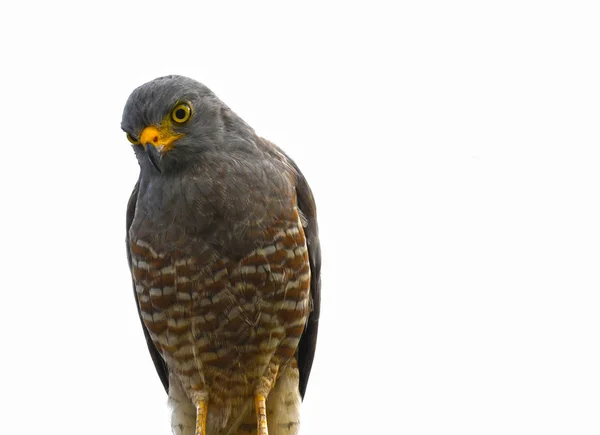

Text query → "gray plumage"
[122,75,320,435]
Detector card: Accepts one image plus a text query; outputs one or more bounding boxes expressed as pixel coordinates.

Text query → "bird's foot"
[255,393,269,435]
[254,362,280,435]
[195,399,208,435]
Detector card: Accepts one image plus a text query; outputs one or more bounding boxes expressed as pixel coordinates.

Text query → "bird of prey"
[122,76,321,435]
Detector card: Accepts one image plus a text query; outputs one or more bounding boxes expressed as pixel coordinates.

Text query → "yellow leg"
[255,394,269,435]
[195,400,208,435]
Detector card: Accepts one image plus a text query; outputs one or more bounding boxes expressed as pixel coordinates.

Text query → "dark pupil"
[175,108,186,120]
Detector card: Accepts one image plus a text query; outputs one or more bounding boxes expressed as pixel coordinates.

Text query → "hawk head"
[121,75,254,173]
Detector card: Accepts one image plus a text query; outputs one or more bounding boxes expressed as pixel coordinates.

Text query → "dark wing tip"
[290,160,321,400]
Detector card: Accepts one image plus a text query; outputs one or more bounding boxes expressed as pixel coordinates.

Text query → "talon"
[195,400,208,435]
[255,394,269,435]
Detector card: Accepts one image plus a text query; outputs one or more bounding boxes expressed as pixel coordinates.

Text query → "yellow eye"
[126,133,140,145]
[171,102,192,124]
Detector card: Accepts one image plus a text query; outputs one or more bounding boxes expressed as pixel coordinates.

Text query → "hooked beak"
[139,125,183,173]
[145,142,163,172]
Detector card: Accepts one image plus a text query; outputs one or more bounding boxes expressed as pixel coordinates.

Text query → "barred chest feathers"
[128,166,311,434]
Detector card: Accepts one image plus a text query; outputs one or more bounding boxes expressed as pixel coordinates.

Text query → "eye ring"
[126,133,140,145]
[171,102,192,124]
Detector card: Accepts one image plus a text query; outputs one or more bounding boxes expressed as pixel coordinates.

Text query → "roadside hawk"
[122,76,321,435]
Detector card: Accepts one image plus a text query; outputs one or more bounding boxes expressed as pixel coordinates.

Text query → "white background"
[1,1,599,434]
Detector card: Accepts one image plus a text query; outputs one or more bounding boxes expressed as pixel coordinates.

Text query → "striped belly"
[129,212,311,431]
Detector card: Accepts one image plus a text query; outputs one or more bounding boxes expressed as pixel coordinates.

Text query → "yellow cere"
[138,124,183,153]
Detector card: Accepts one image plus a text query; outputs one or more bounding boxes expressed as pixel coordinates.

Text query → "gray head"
[121,75,255,173]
